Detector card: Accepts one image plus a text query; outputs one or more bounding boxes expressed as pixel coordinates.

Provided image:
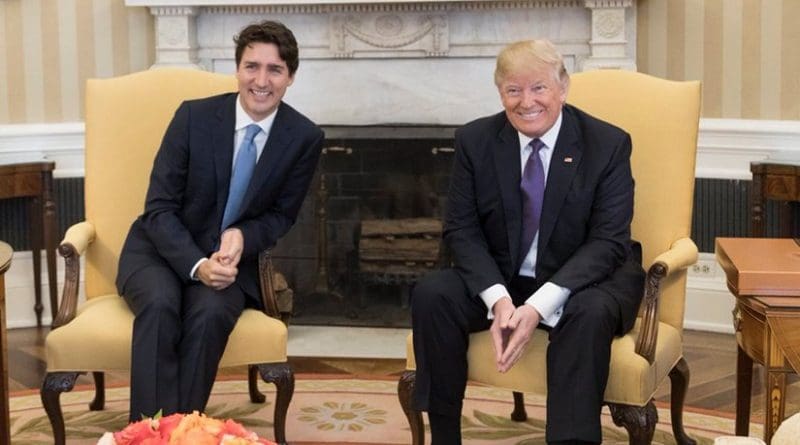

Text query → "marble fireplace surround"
[126,0,636,125]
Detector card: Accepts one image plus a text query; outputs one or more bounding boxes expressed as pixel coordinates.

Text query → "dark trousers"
[411,269,624,444]
[121,264,249,421]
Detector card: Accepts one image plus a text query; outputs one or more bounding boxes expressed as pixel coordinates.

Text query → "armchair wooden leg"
[608,401,658,445]
[41,372,80,445]
[89,371,105,411]
[248,365,266,403]
[397,370,425,445]
[511,391,528,421]
[668,357,697,445]
[258,363,294,445]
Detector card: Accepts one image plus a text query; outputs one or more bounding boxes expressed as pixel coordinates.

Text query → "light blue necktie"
[221,124,261,230]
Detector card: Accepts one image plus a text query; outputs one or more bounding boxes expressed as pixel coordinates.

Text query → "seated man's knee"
[565,290,619,331]
[183,286,242,331]
[132,289,181,321]
[410,271,453,314]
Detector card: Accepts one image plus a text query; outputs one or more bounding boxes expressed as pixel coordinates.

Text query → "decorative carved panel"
[330,13,448,57]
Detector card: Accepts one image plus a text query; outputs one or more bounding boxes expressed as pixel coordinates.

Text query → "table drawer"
[734,303,765,363]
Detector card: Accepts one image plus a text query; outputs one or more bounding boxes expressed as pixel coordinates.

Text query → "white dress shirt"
[478,111,570,327]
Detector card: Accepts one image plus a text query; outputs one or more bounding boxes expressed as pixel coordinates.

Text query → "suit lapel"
[240,102,295,213]
[213,94,237,226]
[537,107,582,258]
[493,118,523,268]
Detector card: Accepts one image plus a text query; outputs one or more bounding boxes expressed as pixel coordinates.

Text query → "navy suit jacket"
[117,93,324,300]
[445,104,644,332]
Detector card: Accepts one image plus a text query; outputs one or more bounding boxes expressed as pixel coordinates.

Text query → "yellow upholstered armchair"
[40,69,295,445]
[398,70,701,444]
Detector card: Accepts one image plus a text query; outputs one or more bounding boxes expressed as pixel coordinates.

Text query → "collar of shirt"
[233,94,278,163]
[517,110,563,181]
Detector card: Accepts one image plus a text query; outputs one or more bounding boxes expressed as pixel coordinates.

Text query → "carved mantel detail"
[331,13,448,57]
[150,6,201,68]
[129,0,635,68]
[125,0,635,125]
[582,0,635,70]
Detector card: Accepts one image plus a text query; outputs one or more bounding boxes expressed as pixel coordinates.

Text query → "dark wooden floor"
[7,327,800,421]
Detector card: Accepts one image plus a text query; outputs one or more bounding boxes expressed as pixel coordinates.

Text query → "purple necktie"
[519,138,546,257]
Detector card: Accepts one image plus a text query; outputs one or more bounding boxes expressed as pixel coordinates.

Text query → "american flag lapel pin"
[564,157,573,163]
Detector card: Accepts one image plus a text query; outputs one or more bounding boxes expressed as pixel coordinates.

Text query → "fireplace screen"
[270,126,456,328]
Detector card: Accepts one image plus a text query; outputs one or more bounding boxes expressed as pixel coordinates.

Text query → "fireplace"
[269,125,456,326]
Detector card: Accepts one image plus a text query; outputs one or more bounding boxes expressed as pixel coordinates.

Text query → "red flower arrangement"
[97,411,277,445]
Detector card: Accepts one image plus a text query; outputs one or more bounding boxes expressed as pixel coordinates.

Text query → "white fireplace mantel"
[126,0,636,125]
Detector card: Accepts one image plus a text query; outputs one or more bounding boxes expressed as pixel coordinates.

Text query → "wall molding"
[697,118,800,180]
[1,118,797,179]
[0,122,85,178]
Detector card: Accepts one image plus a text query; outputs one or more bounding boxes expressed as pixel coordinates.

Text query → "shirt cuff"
[190,258,208,280]
[524,281,571,327]
[479,283,510,320]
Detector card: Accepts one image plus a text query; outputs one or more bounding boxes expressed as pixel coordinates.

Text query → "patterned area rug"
[10,375,761,444]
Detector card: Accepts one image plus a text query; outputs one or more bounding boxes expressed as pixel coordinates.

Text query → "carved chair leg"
[398,370,425,445]
[248,364,266,403]
[41,372,80,445]
[511,391,527,421]
[258,363,294,445]
[668,357,697,445]
[608,401,658,445]
[89,371,105,411]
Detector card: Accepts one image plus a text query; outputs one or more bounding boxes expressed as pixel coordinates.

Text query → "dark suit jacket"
[445,104,644,332]
[116,93,324,300]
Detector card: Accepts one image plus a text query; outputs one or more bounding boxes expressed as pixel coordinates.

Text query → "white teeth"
[252,90,270,96]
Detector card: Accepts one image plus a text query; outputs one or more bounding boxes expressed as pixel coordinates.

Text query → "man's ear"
[560,77,570,104]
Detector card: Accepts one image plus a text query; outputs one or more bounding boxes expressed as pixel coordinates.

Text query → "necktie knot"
[530,138,545,155]
[243,124,261,145]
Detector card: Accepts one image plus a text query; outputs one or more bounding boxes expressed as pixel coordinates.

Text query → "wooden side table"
[750,161,800,237]
[715,237,800,443]
[0,241,13,445]
[0,161,58,326]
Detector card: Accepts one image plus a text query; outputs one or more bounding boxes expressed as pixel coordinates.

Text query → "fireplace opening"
[270,125,456,328]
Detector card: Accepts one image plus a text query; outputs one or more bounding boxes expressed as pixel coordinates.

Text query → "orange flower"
[173,428,218,445]
[156,413,184,439]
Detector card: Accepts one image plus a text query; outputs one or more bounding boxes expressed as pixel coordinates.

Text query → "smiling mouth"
[517,109,542,120]
[251,89,271,97]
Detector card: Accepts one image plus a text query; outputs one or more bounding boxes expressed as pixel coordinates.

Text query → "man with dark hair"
[116,20,323,420]
[411,39,645,444]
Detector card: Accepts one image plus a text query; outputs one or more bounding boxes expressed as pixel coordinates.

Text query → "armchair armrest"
[258,250,282,321]
[52,221,96,329]
[634,237,698,364]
